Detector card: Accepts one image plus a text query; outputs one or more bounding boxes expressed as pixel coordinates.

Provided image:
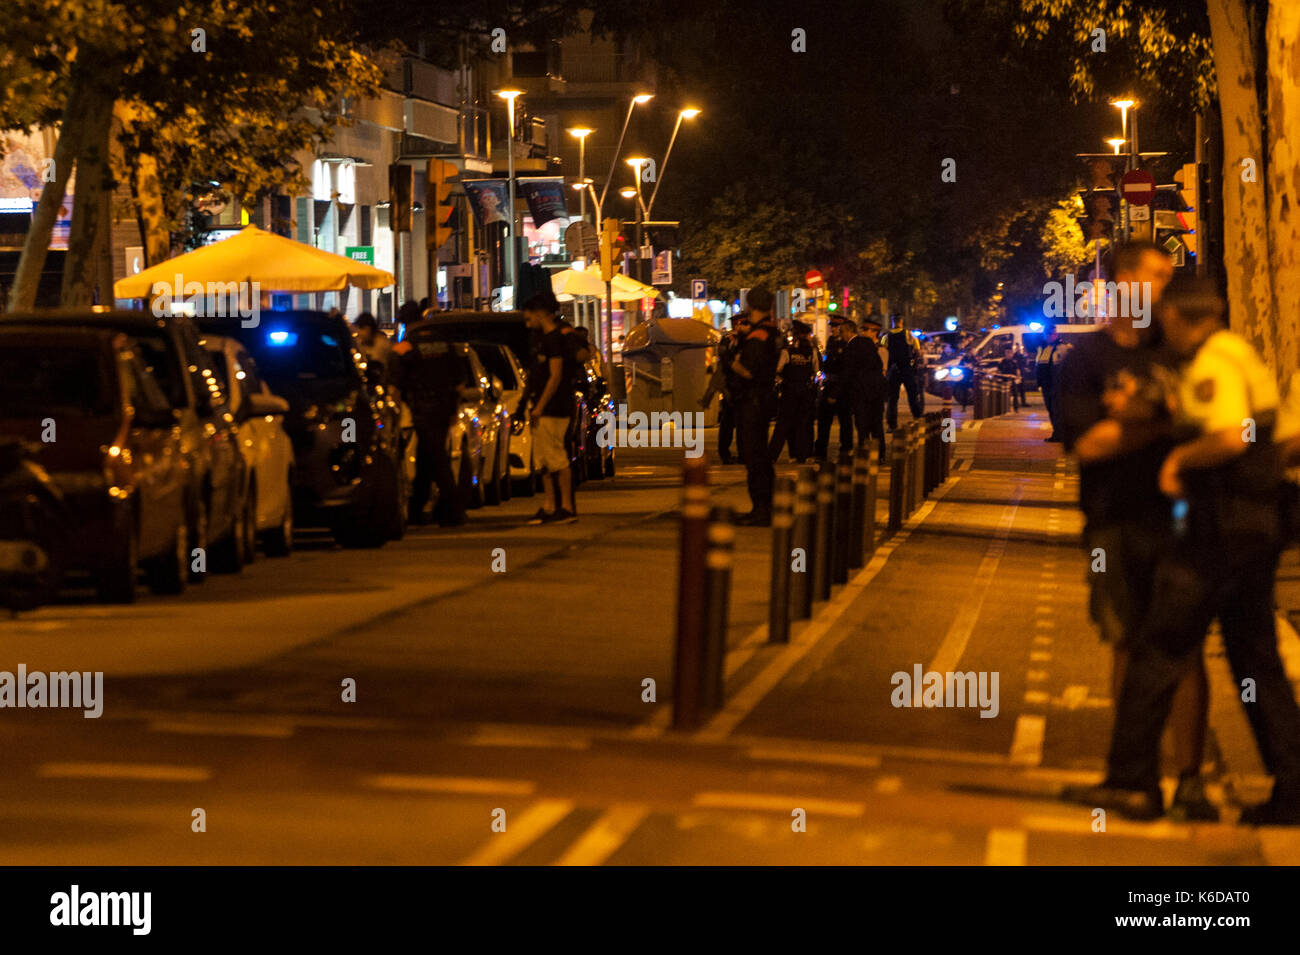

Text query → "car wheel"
[261,488,294,557]
[484,439,503,506]
[604,446,615,478]
[96,522,139,604]
[500,446,513,502]
[241,484,257,566]
[145,518,188,596]
[187,494,209,583]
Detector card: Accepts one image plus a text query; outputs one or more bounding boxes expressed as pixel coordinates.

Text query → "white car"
[202,335,295,556]
[470,341,535,496]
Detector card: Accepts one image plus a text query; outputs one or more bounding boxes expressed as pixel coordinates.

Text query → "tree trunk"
[61,91,115,306]
[1207,0,1276,363]
[6,81,92,311]
[1265,1,1300,375]
[132,152,171,266]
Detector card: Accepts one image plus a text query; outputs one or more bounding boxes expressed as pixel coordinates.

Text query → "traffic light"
[426,159,458,251]
[599,217,625,282]
[389,163,412,233]
[1077,191,1117,242]
[1173,162,1198,257]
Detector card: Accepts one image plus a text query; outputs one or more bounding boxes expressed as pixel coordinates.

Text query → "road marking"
[985,828,1027,865]
[1032,635,1052,646]
[553,803,651,866]
[38,762,211,782]
[1021,813,1192,841]
[148,719,294,738]
[748,747,882,769]
[1023,690,1049,705]
[692,792,865,817]
[363,774,536,796]
[1027,669,1048,682]
[927,489,1023,676]
[1029,650,1052,663]
[465,726,591,750]
[461,799,575,866]
[874,775,903,795]
[1009,715,1046,766]
[694,472,965,742]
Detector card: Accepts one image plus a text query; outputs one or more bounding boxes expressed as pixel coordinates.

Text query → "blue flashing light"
[948,367,965,381]
[1028,321,1044,333]
[267,330,297,346]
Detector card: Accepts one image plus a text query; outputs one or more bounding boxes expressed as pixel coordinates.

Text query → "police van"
[927,322,1103,398]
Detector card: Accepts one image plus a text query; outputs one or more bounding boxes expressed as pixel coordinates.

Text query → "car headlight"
[934,368,950,381]
[949,367,965,381]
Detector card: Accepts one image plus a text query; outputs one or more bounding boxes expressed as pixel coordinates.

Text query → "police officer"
[706,314,750,464]
[1099,277,1300,825]
[815,316,852,459]
[1036,323,1069,441]
[769,320,819,463]
[840,318,887,460]
[730,287,779,526]
[884,317,924,429]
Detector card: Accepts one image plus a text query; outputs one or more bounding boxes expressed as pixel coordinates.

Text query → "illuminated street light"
[568,127,594,221]
[598,93,654,208]
[647,107,701,217]
[495,89,524,293]
[1106,138,1126,155]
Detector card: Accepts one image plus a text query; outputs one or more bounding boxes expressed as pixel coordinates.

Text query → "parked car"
[0,327,190,602]
[201,333,295,557]
[0,438,74,611]
[574,355,616,481]
[199,311,409,548]
[927,323,1102,399]
[470,341,535,496]
[1,309,247,577]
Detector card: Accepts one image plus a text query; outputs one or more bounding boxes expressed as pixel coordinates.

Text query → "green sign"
[345,245,374,266]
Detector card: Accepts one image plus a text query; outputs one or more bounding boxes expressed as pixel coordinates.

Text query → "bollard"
[813,462,835,601]
[769,476,796,644]
[887,428,906,536]
[673,456,711,730]
[865,438,879,557]
[940,401,952,482]
[901,422,914,519]
[791,466,816,621]
[927,413,940,494]
[910,418,924,514]
[849,446,870,570]
[972,374,984,420]
[833,452,853,585]
[701,506,734,714]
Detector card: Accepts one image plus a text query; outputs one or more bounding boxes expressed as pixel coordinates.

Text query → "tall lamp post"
[1111,98,1135,243]
[598,93,653,210]
[568,127,594,222]
[624,158,650,286]
[646,107,700,218]
[496,88,523,301]
[574,178,615,368]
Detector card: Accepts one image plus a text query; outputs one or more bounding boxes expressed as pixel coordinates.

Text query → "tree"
[2,0,381,308]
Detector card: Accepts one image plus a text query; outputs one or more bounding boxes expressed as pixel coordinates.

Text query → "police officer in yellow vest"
[1104,276,1300,826]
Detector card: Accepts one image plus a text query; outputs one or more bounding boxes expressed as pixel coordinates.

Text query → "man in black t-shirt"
[1057,242,1217,822]
[730,287,779,525]
[523,293,579,524]
[769,320,819,463]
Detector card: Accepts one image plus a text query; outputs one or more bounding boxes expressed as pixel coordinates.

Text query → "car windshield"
[0,344,116,417]
[241,325,357,388]
[471,344,517,389]
[132,331,187,407]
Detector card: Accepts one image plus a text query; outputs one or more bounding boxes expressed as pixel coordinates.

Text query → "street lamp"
[624,158,650,285]
[1106,138,1126,155]
[567,127,594,222]
[1111,98,1138,242]
[496,88,523,298]
[646,107,700,218]
[598,93,653,209]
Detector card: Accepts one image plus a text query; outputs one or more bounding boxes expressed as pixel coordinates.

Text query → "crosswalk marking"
[1009,715,1046,766]
[985,828,1027,865]
[461,799,575,866]
[554,803,651,866]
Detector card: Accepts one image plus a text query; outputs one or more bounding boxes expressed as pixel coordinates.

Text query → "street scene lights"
[1107,138,1126,155]
[496,88,523,294]
[599,92,653,208]
[567,127,594,221]
[646,107,700,218]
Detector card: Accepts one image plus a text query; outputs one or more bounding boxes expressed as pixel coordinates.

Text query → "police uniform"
[734,318,780,521]
[769,328,818,462]
[1035,337,1071,439]
[1106,328,1300,813]
[841,329,886,459]
[814,328,852,458]
[884,328,923,429]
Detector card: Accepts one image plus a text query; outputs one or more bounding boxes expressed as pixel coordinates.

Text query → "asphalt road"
[2,400,1299,865]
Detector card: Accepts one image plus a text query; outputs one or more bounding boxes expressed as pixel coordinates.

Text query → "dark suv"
[0,327,191,601]
[1,309,247,576]
[201,311,408,548]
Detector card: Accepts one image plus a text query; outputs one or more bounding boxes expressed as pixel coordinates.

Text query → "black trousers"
[1041,382,1060,435]
[718,398,739,460]
[411,420,461,523]
[886,366,923,430]
[815,390,853,458]
[737,394,774,514]
[769,387,816,462]
[846,392,886,461]
[1107,539,1300,802]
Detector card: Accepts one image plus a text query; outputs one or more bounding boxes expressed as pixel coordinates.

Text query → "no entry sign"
[1121,169,1157,206]
[805,269,824,288]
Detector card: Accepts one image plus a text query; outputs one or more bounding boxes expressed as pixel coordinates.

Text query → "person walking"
[1056,242,1218,822]
[768,319,819,463]
[814,316,852,458]
[522,292,579,524]
[1090,277,1300,825]
[839,318,887,460]
[884,317,924,429]
[730,287,779,526]
[389,337,466,527]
